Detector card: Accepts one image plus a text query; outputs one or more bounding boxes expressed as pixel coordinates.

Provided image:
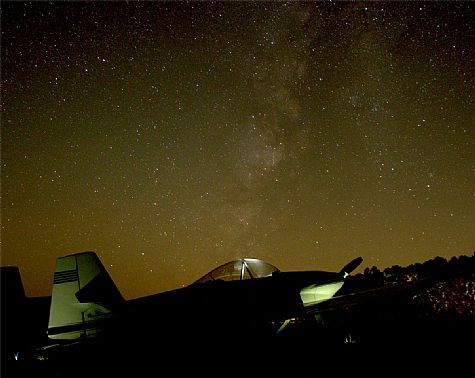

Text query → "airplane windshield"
[194,258,279,284]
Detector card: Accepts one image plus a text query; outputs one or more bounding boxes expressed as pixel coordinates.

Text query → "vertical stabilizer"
[48,252,124,340]
[1,267,27,360]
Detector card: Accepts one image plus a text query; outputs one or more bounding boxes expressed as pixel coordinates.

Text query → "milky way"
[2,1,474,298]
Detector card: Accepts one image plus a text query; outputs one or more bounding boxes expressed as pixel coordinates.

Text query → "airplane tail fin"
[1,267,27,357]
[47,251,125,340]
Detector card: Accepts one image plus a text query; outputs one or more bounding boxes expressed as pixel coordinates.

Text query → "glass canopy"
[194,258,280,284]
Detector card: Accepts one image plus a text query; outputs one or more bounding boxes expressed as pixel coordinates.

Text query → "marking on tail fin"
[53,270,79,284]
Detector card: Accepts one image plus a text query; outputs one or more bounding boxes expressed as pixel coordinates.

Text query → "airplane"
[46,252,363,340]
[2,251,437,376]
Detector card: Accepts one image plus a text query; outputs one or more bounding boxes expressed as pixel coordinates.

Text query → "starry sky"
[1,1,474,299]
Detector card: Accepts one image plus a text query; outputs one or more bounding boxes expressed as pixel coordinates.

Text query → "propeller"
[339,257,363,278]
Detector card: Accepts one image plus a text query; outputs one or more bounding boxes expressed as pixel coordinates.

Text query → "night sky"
[2,1,474,299]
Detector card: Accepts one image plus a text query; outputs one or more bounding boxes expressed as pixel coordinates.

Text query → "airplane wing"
[266,273,445,351]
[305,275,435,315]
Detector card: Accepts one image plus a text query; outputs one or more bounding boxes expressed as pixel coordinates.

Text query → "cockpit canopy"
[194,258,280,284]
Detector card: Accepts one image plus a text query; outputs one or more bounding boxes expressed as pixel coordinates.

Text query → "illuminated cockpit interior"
[194,258,280,284]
